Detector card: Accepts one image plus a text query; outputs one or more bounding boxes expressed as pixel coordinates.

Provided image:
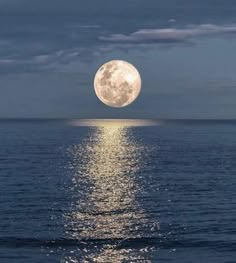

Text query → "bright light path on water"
[69,119,160,127]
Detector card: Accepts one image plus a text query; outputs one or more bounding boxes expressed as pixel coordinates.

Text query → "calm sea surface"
[0,119,236,263]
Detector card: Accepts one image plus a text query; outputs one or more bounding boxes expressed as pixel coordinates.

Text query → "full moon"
[94,60,141,107]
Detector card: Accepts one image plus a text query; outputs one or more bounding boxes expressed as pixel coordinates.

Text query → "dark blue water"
[0,119,236,262]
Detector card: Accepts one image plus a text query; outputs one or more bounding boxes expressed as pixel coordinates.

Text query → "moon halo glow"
[94,60,141,108]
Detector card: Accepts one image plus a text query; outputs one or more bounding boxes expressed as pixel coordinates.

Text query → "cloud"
[0,59,15,64]
[0,16,104,74]
[99,24,236,44]
[2,21,236,75]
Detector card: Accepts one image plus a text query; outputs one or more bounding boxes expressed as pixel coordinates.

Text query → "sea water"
[0,119,236,262]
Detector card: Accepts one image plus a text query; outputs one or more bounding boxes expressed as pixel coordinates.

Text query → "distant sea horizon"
[1,118,236,121]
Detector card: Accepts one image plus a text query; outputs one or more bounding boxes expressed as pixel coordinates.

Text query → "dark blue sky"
[1,0,236,118]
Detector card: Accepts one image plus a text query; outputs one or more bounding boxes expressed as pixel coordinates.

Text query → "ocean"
[0,119,236,263]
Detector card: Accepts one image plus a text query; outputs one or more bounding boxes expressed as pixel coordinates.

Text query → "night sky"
[1,0,236,119]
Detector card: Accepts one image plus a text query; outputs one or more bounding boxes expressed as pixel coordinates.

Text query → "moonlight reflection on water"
[64,121,157,262]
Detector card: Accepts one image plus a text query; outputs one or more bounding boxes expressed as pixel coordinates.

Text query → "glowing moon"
[94,60,141,107]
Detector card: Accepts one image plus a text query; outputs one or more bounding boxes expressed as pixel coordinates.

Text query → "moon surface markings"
[94,60,141,108]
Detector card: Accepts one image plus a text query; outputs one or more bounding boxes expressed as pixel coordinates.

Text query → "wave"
[0,236,235,251]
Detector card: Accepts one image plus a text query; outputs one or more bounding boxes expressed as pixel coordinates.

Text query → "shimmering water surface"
[0,119,236,262]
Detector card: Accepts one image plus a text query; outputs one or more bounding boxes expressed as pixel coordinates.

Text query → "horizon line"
[0,118,236,121]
